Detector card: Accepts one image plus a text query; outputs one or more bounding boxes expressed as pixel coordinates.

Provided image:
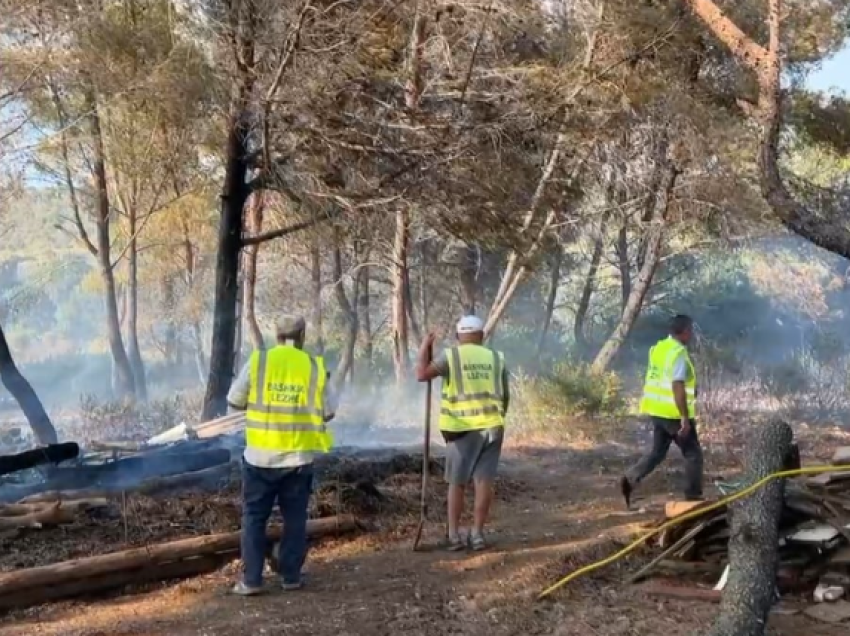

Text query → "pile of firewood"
[636,446,850,624]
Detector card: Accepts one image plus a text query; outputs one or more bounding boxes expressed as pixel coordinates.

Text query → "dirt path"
[0,443,843,636]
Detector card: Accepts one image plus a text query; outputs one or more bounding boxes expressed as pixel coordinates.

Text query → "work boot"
[620,476,633,510]
[231,581,264,596]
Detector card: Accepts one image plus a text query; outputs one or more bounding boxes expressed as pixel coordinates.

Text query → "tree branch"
[241,210,337,246]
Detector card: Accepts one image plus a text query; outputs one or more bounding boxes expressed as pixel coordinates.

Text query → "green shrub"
[510,363,626,427]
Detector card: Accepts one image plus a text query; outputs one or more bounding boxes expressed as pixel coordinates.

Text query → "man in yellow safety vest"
[415,315,509,552]
[620,314,703,508]
[226,315,338,595]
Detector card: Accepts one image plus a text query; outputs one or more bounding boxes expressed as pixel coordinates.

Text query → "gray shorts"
[444,426,504,486]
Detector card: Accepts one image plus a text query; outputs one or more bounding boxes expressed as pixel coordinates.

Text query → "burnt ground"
[0,416,848,635]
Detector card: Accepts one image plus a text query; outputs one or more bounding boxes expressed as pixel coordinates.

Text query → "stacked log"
[638,441,850,623]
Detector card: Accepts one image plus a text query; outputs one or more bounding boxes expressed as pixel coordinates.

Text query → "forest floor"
[1,413,849,636]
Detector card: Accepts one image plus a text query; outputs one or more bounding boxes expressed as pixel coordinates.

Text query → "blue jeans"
[240,460,313,587]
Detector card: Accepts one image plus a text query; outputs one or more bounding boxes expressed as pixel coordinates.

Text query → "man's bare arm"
[672,381,689,420]
[415,333,441,382]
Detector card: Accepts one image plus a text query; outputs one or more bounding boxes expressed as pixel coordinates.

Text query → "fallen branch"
[0,514,359,611]
[0,502,74,530]
[18,464,237,503]
[0,443,79,476]
[0,498,108,516]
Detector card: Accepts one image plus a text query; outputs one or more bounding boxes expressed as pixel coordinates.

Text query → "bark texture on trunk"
[574,210,610,353]
[243,192,265,350]
[703,418,793,636]
[404,262,422,344]
[126,212,147,401]
[332,240,360,384]
[86,89,135,398]
[591,157,678,373]
[684,0,850,260]
[616,223,631,313]
[537,247,562,356]
[0,323,58,445]
[358,265,373,370]
[201,107,250,420]
[459,243,478,315]
[310,237,325,355]
[391,208,411,384]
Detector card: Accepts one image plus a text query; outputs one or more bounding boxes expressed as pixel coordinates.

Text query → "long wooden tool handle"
[420,343,433,516]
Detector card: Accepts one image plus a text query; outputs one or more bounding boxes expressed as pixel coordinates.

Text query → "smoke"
[329,381,435,450]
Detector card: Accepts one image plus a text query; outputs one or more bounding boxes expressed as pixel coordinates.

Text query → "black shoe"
[620,476,632,510]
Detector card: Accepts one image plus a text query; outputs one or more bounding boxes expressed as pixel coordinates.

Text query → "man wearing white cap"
[415,315,509,551]
[226,315,338,596]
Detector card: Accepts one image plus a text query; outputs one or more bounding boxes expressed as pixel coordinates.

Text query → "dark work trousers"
[240,459,313,587]
[625,417,703,500]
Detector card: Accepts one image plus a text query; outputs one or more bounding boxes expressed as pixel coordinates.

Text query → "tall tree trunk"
[483,2,603,339]
[358,265,373,370]
[704,418,793,636]
[616,223,631,314]
[192,321,207,385]
[459,243,478,315]
[332,240,359,384]
[310,237,325,355]
[404,262,422,344]
[86,88,135,399]
[243,192,265,350]
[201,108,251,421]
[391,208,411,384]
[0,323,58,445]
[682,0,850,260]
[591,157,679,373]
[419,244,430,330]
[126,211,147,400]
[161,275,179,368]
[537,247,562,356]
[574,210,610,353]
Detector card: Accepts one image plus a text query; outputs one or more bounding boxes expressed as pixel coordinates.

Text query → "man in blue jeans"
[227,315,338,595]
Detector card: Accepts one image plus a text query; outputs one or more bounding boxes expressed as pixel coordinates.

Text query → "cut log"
[0,443,79,476]
[88,441,146,453]
[47,448,231,490]
[832,447,850,466]
[703,418,794,636]
[1,449,232,501]
[0,515,358,611]
[0,499,108,516]
[0,502,75,529]
[665,501,710,519]
[0,554,226,612]
[17,463,237,503]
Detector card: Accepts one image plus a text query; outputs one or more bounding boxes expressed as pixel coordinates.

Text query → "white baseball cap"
[456,315,484,334]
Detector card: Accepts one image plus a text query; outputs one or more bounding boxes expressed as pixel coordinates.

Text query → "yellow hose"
[537,463,850,601]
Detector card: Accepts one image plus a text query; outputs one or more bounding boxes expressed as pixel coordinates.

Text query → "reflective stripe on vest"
[245,346,331,453]
[439,344,505,432]
[639,337,696,419]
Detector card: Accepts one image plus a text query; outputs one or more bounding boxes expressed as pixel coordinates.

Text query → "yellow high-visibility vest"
[439,344,505,432]
[639,336,696,419]
[245,345,332,454]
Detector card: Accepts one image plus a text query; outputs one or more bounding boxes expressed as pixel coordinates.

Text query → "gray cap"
[276,315,306,337]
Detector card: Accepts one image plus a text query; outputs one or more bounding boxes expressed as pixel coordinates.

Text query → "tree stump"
[704,418,794,636]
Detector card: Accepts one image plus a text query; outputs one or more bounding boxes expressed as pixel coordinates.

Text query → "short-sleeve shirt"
[670,350,694,383]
